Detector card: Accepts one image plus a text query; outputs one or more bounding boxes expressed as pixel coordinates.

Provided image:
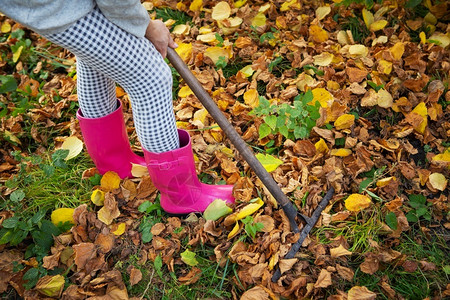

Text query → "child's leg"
[76,59,117,118]
[46,7,179,153]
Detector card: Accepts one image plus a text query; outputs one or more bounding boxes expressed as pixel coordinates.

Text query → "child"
[0,0,234,214]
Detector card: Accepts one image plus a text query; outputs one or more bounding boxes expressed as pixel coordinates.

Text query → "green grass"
[314,208,384,253]
[153,7,192,28]
[2,150,95,215]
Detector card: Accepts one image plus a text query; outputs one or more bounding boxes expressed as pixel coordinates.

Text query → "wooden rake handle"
[166,48,300,232]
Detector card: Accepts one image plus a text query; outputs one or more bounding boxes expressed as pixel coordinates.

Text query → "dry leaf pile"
[1,0,449,299]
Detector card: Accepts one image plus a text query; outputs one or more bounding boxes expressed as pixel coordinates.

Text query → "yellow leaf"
[349,44,369,58]
[100,171,121,191]
[221,147,234,157]
[112,223,126,236]
[193,108,208,125]
[362,8,374,28]
[227,222,241,239]
[175,43,193,62]
[280,0,300,12]
[331,148,352,157]
[51,208,75,227]
[315,138,329,153]
[313,52,334,66]
[378,59,392,74]
[197,32,217,43]
[115,86,125,97]
[199,26,212,34]
[212,1,231,21]
[424,12,437,25]
[369,19,388,32]
[309,25,329,43]
[390,42,405,60]
[255,153,283,173]
[316,6,331,20]
[172,24,190,35]
[91,189,105,206]
[233,0,247,8]
[240,65,255,77]
[178,85,194,98]
[334,114,355,130]
[35,275,65,297]
[204,46,230,64]
[243,89,259,108]
[252,13,266,27]
[345,194,372,212]
[236,198,264,221]
[189,0,203,12]
[376,177,396,187]
[419,31,427,44]
[1,22,11,33]
[412,102,428,134]
[176,121,190,129]
[311,88,333,108]
[131,163,149,177]
[432,149,450,164]
[428,173,447,191]
[61,136,83,160]
[13,45,23,63]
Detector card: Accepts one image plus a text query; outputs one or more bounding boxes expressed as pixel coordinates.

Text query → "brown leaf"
[315,269,332,288]
[330,245,352,257]
[248,263,268,279]
[178,267,202,285]
[293,140,317,157]
[279,258,297,275]
[380,281,396,299]
[0,250,23,293]
[419,260,436,271]
[97,193,120,225]
[348,286,377,300]
[128,266,142,286]
[95,233,115,254]
[346,67,368,83]
[42,252,61,270]
[360,253,380,275]
[336,264,354,281]
[402,260,418,272]
[136,176,156,199]
[73,243,96,271]
[241,285,271,300]
[151,223,166,236]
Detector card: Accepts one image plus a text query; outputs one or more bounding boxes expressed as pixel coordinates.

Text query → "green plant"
[405,194,432,222]
[250,90,321,140]
[340,15,370,43]
[241,216,264,240]
[215,56,228,69]
[138,200,163,243]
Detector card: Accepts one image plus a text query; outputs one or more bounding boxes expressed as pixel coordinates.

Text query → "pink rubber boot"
[143,129,235,214]
[77,100,145,179]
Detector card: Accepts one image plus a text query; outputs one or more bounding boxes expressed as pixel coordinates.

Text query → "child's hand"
[145,20,178,58]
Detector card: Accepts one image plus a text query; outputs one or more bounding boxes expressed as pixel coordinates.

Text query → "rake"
[167,48,334,282]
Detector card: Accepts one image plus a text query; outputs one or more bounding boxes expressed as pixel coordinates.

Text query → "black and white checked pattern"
[46,7,179,153]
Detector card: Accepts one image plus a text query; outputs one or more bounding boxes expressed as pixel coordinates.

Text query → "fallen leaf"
[428,173,447,191]
[345,194,372,212]
[212,1,231,21]
[315,269,332,288]
[100,171,121,191]
[203,199,233,221]
[348,286,377,300]
[181,249,198,267]
[128,266,142,286]
[241,286,270,300]
[91,189,105,206]
[330,245,352,257]
[309,25,329,43]
[334,114,355,130]
[50,208,75,227]
[255,153,283,172]
[61,136,83,160]
[35,275,65,298]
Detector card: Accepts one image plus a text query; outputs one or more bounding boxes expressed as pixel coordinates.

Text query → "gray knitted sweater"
[0,0,150,37]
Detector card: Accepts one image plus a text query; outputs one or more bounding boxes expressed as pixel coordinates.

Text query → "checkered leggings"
[46,7,179,153]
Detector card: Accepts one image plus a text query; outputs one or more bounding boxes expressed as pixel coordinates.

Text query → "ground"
[0,0,449,299]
